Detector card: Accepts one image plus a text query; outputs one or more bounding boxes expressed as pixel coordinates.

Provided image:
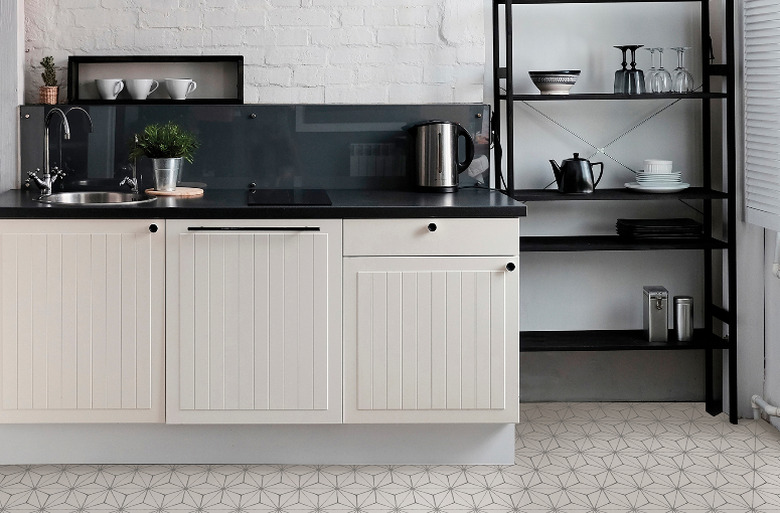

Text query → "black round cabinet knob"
[428,223,437,232]
[149,224,159,233]
[506,262,516,272]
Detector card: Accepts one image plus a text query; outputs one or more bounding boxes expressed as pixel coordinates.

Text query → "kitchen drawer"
[343,218,519,256]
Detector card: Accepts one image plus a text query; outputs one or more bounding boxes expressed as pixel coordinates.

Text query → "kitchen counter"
[0,187,526,219]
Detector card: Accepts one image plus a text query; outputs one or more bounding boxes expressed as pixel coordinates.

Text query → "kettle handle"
[457,125,475,173]
[592,162,604,188]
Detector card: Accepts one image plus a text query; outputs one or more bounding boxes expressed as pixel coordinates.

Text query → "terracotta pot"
[39,86,59,105]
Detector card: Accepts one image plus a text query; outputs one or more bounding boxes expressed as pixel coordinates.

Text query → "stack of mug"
[95,78,197,100]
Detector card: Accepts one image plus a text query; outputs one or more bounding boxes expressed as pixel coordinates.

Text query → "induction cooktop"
[247,188,332,206]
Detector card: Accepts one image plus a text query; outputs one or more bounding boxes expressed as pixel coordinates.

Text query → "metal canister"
[674,296,694,341]
[643,286,668,342]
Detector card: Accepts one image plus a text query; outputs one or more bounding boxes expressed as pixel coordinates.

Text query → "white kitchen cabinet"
[343,218,519,423]
[0,219,165,423]
[165,219,342,423]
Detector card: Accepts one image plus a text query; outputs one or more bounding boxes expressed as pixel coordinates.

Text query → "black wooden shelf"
[67,55,244,104]
[69,99,241,105]
[509,187,727,201]
[520,235,728,252]
[520,329,729,352]
[498,0,706,4]
[500,92,728,101]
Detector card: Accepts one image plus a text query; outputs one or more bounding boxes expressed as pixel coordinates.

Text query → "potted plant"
[129,121,199,191]
[39,56,58,105]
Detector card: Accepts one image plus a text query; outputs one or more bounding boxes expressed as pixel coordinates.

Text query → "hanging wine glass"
[613,45,630,94]
[671,46,694,93]
[644,47,658,92]
[625,44,645,94]
[651,47,673,93]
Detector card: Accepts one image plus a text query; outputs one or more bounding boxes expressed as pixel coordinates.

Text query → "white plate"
[636,178,682,183]
[625,182,690,193]
[637,173,681,178]
[636,173,681,180]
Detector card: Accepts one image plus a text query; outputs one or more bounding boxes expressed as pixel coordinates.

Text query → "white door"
[344,256,519,423]
[166,219,342,423]
[0,219,165,423]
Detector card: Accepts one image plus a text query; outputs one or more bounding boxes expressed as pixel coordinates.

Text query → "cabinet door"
[344,257,519,423]
[166,219,342,423]
[0,219,165,423]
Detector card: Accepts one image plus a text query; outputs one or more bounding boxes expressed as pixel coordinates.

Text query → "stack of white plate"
[626,171,689,193]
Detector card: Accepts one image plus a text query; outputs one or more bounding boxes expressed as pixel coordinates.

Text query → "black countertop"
[0,187,527,219]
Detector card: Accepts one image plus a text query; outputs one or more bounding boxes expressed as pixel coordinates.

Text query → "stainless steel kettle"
[408,120,475,192]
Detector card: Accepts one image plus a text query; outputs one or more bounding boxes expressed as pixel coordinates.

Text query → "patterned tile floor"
[1,402,779,512]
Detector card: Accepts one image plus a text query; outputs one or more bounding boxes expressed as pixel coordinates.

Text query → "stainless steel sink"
[36,191,157,205]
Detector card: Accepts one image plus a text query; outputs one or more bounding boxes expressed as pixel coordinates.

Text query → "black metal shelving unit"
[493,0,738,423]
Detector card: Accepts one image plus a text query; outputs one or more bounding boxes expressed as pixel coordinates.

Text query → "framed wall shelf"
[67,55,244,104]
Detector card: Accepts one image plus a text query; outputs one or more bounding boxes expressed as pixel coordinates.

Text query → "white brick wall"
[23,0,485,104]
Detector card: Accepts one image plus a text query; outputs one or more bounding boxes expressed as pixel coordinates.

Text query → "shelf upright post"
[700,0,717,417]
[725,0,737,425]
[504,0,514,193]
[492,0,503,190]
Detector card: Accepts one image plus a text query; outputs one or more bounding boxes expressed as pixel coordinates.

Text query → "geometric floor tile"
[1,402,779,512]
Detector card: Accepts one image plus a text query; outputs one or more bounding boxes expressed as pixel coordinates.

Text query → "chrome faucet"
[119,175,138,193]
[28,107,94,196]
[120,134,140,193]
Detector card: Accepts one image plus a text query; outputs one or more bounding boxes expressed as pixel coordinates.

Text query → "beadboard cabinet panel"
[344,256,519,423]
[166,219,342,424]
[0,219,165,423]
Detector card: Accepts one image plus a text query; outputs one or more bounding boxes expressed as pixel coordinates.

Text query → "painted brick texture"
[24,0,485,104]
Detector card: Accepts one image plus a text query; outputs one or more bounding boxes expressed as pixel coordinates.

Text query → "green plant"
[40,56,57,87]
[129,122,200,163]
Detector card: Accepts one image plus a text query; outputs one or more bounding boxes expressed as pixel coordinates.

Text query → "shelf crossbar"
[508,187,727,201]
[501,92,728,101]
[520,329,729,352]
[520,235,728,252]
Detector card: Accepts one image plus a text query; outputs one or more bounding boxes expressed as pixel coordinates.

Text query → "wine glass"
[651,47,673,93]
[644,47,658,92]
[613,45,630,94]
[671,46,694,93]
[625,45,645,94]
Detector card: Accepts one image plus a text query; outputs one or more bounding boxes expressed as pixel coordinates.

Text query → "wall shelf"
[520,329,729,352]
[67,55,244,104]
[520,235,728,252]
[501,92,728,101]
[509,187,727,201]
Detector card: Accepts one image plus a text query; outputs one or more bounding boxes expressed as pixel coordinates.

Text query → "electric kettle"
[407,120,475,192]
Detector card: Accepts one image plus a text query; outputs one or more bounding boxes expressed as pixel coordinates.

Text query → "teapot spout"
[549,160,563,186]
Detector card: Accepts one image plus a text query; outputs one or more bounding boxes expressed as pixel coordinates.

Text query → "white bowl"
[529,70,580,95]
[643,159,673,174]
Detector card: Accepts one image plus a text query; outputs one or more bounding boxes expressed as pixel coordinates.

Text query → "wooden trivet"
[144,187,204,197]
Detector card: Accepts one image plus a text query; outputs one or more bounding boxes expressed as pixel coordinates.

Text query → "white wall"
[23,0,484,105]
[734,0,771,420]
[765,232,780,428]
[0,0,23,191]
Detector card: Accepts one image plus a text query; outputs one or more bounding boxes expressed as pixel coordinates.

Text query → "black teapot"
[549,153,604,194]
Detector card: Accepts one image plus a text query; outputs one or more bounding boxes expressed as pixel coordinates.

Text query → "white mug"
[95,78,124,100]
[165,78,197,100]
[126,78,159,100]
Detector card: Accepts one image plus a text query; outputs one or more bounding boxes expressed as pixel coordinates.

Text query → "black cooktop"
[247,188,332,206]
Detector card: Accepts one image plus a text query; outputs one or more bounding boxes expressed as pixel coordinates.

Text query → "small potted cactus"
[39,56,58,105]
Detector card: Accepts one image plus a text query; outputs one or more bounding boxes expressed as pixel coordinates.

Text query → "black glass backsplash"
[20,104,490,191]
